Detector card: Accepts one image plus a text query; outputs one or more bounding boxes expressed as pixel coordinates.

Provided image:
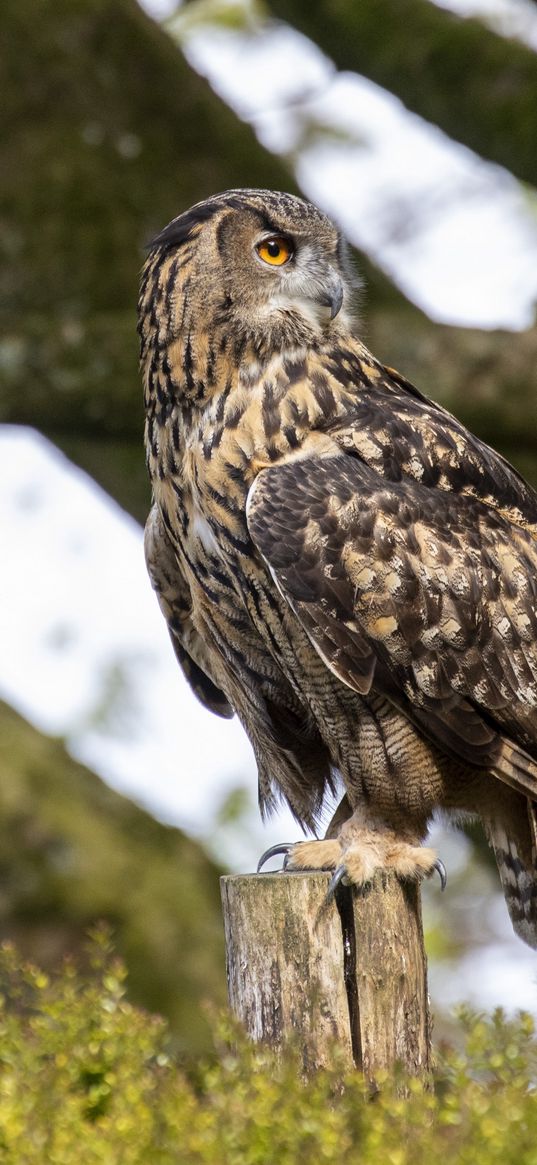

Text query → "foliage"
[0,701,226,1053]
[1,932,537,1164]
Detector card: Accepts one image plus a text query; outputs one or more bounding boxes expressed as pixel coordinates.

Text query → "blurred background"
[1,0,537,1054]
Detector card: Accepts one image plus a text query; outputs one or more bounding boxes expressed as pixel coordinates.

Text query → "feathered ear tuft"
[146,202,219,252]
[146,190,272,253]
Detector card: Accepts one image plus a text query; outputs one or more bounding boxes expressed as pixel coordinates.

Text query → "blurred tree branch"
[267,0,537,187]
[2,310,536,523]
[1,0,536,526]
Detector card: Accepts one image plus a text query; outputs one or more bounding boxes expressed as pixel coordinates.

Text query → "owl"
[139,188,537,948]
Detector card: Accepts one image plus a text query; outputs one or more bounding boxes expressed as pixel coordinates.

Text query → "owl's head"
[141,189,357,353]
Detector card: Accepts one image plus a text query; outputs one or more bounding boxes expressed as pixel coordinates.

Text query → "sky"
[2,0,537,1009]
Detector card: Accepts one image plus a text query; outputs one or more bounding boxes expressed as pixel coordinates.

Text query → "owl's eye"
[256,236,294,267]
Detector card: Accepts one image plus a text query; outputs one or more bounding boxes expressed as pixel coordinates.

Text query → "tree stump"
[220,870,431,1078]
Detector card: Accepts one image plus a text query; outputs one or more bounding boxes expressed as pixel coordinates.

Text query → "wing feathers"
[247,452,537,792]
[144,505,233,718]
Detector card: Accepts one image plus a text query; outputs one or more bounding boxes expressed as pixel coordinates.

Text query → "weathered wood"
[220,870,431,1079]
[348,874,431,1078]
[221,871,355,1071]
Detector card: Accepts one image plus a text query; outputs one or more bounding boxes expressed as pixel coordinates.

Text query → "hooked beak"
[316,273,344,320]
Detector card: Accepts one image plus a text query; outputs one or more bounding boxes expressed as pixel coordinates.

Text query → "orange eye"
[256,236,293,266]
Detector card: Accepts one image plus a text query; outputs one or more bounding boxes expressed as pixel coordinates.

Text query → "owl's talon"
[326,864,349,901]
[256,843,294,873]
[433,857,447,891]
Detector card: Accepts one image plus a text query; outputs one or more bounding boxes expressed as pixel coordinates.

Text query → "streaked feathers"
[140,189,537,946]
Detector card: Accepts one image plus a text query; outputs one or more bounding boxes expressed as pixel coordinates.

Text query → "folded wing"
[246,452,537,794]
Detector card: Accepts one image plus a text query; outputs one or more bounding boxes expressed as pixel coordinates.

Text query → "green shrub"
[0,929,536,1164]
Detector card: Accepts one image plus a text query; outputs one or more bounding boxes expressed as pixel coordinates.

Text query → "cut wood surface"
[221,870,431,1079]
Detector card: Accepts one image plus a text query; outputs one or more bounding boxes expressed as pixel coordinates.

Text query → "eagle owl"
[139,188,537,948]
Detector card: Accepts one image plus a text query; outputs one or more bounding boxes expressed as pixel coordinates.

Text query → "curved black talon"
[256,843,294,873]
[326,864,349,901]
[433,857,447,891]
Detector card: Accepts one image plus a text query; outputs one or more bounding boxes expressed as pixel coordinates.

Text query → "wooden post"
[220,870,431,1078]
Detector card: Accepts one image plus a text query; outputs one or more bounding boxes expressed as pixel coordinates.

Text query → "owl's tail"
[487,798,537,950]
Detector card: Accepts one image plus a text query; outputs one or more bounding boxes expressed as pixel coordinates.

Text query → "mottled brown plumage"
[139,189,537,947]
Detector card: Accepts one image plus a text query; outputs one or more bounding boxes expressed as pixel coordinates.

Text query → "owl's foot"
[257,839,342,873]
[257,834,446,891]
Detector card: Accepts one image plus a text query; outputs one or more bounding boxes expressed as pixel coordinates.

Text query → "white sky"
[2,0,537,1010]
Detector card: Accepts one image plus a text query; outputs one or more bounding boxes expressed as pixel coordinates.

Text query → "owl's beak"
[316,274,344,319]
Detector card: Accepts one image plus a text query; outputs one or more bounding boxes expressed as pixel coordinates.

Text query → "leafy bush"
[0,928,536,1164]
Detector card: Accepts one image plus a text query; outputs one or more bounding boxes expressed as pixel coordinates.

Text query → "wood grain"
[221,870,431,1079]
